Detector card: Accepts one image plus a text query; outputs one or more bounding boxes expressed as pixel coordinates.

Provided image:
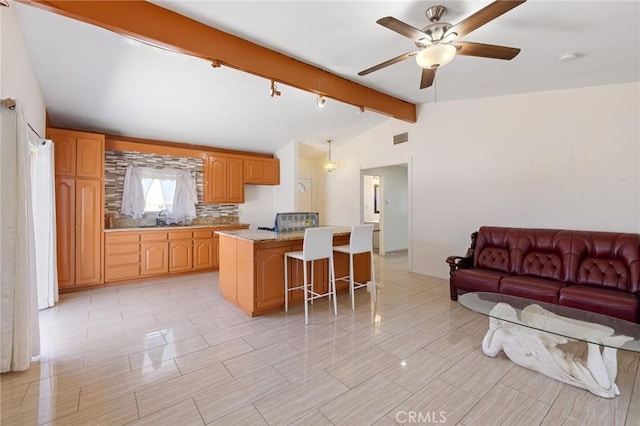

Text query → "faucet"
[156,209,168,226]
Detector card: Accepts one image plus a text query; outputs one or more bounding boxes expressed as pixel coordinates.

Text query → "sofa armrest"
[446,255,473,272]
[447,231,478,301]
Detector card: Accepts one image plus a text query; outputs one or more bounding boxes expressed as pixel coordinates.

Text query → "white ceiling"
[13,1,640,154]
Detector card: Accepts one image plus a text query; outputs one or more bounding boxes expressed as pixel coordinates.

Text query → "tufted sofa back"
[474,226,640,294]
[473,227,517,273]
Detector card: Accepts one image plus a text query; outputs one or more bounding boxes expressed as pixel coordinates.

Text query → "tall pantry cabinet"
[49,128,105,289]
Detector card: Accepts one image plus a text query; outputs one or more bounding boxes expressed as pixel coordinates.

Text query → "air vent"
[393,132,409,145]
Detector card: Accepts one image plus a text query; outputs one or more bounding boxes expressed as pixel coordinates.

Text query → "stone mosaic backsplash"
[104,150,239,224]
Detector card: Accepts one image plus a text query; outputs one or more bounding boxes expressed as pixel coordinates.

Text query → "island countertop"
[215,226,351,243]
[217,226,370,317]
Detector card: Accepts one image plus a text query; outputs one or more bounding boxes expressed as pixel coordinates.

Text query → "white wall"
[327,83,640,279]
[1,3,46,135]
[273,141,297,214]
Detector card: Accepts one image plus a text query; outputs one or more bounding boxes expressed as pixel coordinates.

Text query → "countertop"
[104,223,250,233]
[215,226,351,243]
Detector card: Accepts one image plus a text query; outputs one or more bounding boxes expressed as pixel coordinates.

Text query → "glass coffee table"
[458,292,640,398]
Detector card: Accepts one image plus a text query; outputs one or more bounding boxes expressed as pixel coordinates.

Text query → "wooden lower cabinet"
[193,238,215,270]
[169,230,193,272]
[141,241,169,276]
[169,240,193,272]
[105,233,139,282]
[219,232,371,317]
[55,178,75,288]
[104,225,248,283]
[75,179,104,285]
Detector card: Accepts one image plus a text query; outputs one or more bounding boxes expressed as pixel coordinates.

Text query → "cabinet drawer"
[106,242,139,255]
[169,230,193,240]
[194,230,213,239]
[106,233,140,244]
[140,232,168,241]
[106,252,139,266]
[106,264,140,282]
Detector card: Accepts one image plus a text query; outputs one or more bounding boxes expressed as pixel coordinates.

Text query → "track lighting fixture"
[317,95,326,109]
[270,80,281,97]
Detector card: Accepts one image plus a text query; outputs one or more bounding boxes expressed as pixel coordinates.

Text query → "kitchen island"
[216,228,371,317]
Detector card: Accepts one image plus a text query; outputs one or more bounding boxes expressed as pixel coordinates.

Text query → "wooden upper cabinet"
[227,157,245,203]
[52,132,76,176]
[204,155,244,204]
[49,128,104,178]
[263,159,280,185]
[76,137,104,178]
[244,158,280,185]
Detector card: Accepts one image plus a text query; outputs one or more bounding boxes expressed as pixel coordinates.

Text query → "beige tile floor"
[2,252,639,425]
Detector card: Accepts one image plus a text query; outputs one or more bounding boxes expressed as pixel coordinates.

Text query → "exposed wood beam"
[17,0,417,123]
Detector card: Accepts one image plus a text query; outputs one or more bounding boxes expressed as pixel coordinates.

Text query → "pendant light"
[323,139,337,172]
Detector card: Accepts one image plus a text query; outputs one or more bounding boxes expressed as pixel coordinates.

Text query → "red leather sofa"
[446,226,640,323]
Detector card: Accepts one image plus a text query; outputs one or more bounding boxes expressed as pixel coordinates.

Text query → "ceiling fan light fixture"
[416,43,456,69]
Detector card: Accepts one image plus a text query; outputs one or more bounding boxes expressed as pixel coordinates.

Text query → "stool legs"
[284,254,289,313]
[370,250,377,302]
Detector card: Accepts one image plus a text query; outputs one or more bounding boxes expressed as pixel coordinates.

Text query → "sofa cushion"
[474,227,519,273]
[453,268,508,293]
[499,276,565,304]
[559,285,639,323]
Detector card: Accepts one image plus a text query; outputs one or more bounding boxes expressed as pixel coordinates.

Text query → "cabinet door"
[169,240,193,272]
[55,178,75,288]
[212,235,220,268]
[76,137,104,179]
[75,179,103,285]
[244,159,263,184]
[52,133,76,176]
[263,160,280,185]
[206,156,227,203]
[193,238,214,270]
[141,242,169,276]
[226,157,245,203]
[256,245,290,309]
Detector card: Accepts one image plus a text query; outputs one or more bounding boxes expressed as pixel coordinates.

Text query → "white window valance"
[120,166,197,223]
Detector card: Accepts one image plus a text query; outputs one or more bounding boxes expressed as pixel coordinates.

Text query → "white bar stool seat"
[333,224,377,310]
[284,227,337,324]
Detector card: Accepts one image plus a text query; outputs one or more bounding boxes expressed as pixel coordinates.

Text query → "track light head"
[317,95,326,109]
[269,80,281,97]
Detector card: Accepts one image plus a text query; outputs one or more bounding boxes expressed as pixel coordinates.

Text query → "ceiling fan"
[358,0,526,89]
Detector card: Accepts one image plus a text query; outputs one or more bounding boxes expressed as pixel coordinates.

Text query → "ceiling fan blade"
[454,41,521,60]
[377,17,428,41]
[358,51,418,76]
[420,68,436,89]
[447,0,526,40]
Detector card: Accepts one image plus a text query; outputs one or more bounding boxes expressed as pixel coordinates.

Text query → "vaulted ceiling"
[13,1,640,154]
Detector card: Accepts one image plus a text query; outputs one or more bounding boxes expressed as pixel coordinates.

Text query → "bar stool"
[284,227,337,324]
[333,224,377,310]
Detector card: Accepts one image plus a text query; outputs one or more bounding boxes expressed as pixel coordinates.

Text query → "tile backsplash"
[104,150,239,223]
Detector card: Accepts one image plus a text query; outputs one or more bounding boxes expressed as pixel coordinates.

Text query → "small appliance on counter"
[259,212,319,233]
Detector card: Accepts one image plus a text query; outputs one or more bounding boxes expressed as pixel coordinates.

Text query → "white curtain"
[1,101,41,372]
[30,140,58,310]
[121,166,197,223]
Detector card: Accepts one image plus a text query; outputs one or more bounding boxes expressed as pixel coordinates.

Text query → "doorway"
[361,164,408,259]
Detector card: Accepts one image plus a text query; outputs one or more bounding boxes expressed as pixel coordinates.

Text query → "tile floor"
[2,253,639,425]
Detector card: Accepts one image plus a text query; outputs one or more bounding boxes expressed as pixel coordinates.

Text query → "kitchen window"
[121,166,198,223]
